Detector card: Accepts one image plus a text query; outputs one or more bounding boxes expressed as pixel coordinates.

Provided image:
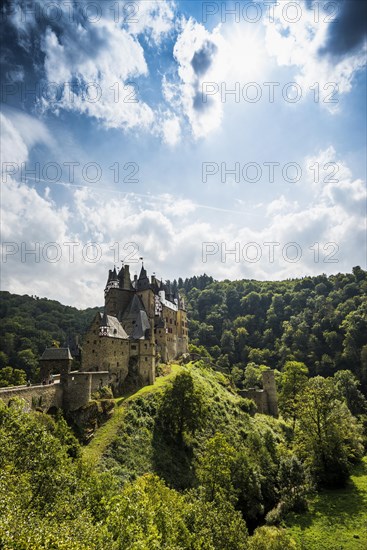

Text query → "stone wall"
[239,370,279,417]
[240,388,269,414]
[0,383,62,412]
[62,371,110,412]
[81,315,130,391]
[262,370,278,417]
[0,371,109,414]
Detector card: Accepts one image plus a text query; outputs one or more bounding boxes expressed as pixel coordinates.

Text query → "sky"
[0,0,366,308]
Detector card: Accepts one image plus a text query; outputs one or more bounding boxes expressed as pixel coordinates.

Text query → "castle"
[0,264,189,414]
[80,263,189,394]
[0,265,279,419]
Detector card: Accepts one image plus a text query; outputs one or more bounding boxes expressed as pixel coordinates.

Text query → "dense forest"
[179,266,367,393]
[0,292,101,385]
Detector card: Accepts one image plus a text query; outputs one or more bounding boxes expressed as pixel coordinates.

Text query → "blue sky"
[1,0,366,307]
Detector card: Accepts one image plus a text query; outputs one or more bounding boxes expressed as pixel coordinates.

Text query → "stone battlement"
[0,370,109,413]
[0,383,62,412]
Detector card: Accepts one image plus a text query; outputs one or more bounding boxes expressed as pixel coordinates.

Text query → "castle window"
[145,357,148,361]
[131,345,137,350]
[92,350,95,353]
[94,340,97,344]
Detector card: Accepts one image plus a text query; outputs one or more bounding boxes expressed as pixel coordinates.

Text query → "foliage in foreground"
[0,395,270,549]
[1,361,365,549]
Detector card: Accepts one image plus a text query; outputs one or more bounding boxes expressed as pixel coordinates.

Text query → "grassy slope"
[285,457,367,549]
[83,364,184,466]
[84,361,284,493]
[84,362,367,549]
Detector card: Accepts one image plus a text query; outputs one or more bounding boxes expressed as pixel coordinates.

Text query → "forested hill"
[0,267,366,390]
[0,291,101,384]
[182,267,367,392]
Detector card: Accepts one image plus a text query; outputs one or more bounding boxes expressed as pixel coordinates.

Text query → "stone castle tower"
[81,264,188,395]
[239,370,278,417]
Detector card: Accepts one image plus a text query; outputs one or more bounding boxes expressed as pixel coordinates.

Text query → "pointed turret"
[105,267,119,296]
[119,264,132,290]
[137,263,150,290]
[139,264,147,280]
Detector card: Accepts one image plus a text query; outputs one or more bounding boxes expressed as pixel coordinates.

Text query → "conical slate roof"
[121,295,151,339]
[137,264,150,290]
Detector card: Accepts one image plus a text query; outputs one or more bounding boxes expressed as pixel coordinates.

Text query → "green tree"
[243,362,269,389]
[278,361,308,431]
[248,526,298,549]
[0,366,27,387]
[196,433,237,502]
[295,377,364,487]
[0,351,8,369]
[158,371,207,440]
[105,474,189,549]
[334,370,367,416]
[184,489,248,550]
[16,348,38,380]
[277,455,308,512]
[220,330,235,361]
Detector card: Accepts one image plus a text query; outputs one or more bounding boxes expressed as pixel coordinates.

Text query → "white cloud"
[41,21,155,130]
[161,113,182,146]
[0,112,28,166]
[305,146,366,214]
[167,17,226,139]
[126,0,176,45]
[266,195,298,216]
[166,15,271,139]
[263,2,366,110]
[1,108,365,306]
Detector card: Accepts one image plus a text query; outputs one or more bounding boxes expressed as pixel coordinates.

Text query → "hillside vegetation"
[1,358,366,548]
[0,291,100,384]
[180,267,367,393]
